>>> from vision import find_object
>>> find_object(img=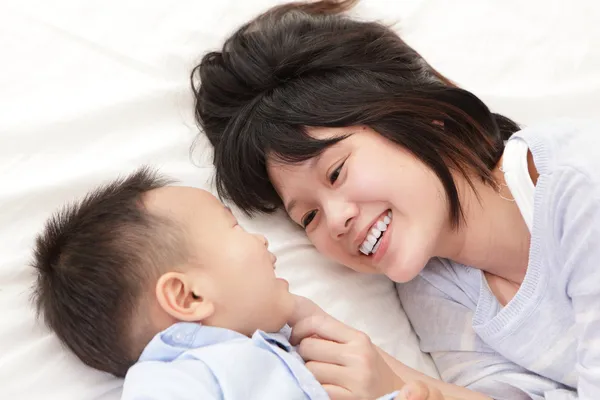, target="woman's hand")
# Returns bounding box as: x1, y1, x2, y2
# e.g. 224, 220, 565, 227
287, 295, 485, 400
290, 311, 404, 399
